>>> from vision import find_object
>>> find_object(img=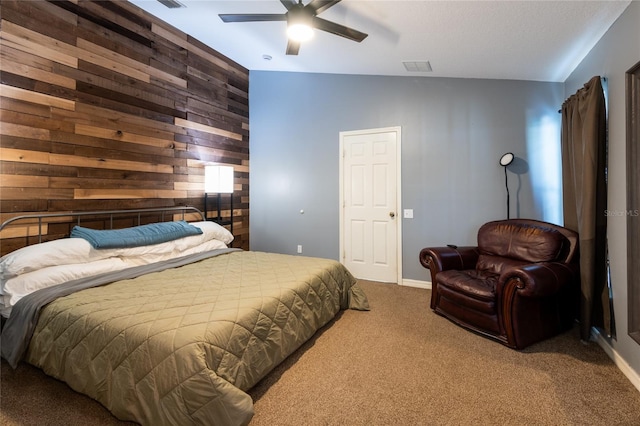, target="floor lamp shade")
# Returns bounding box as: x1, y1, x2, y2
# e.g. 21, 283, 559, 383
205, 165, 234, 194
